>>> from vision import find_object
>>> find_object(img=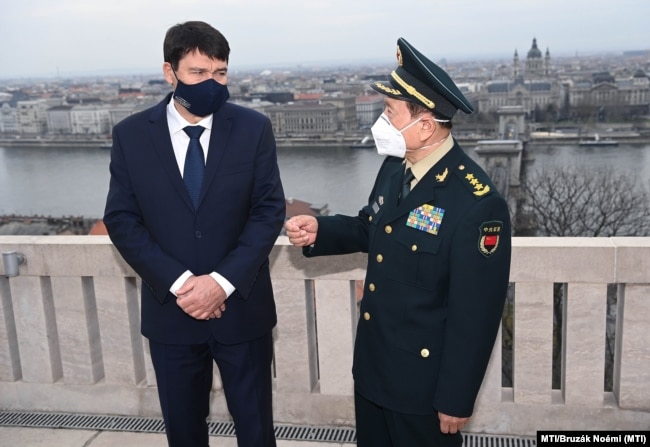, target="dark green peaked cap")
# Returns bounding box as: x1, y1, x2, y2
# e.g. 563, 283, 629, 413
371, 37, 474, 119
